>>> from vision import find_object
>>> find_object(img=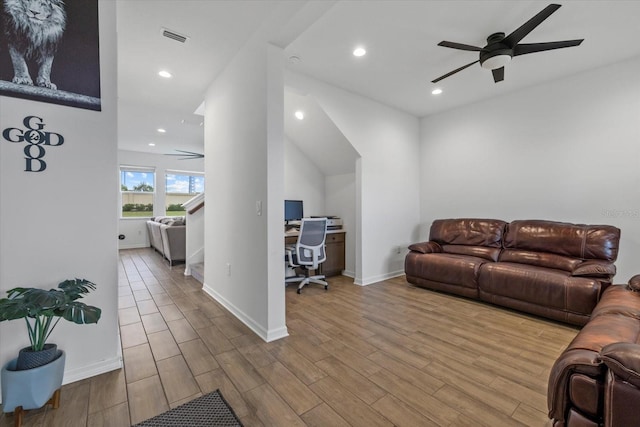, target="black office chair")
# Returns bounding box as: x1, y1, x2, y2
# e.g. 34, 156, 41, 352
285, 218, 328, 294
